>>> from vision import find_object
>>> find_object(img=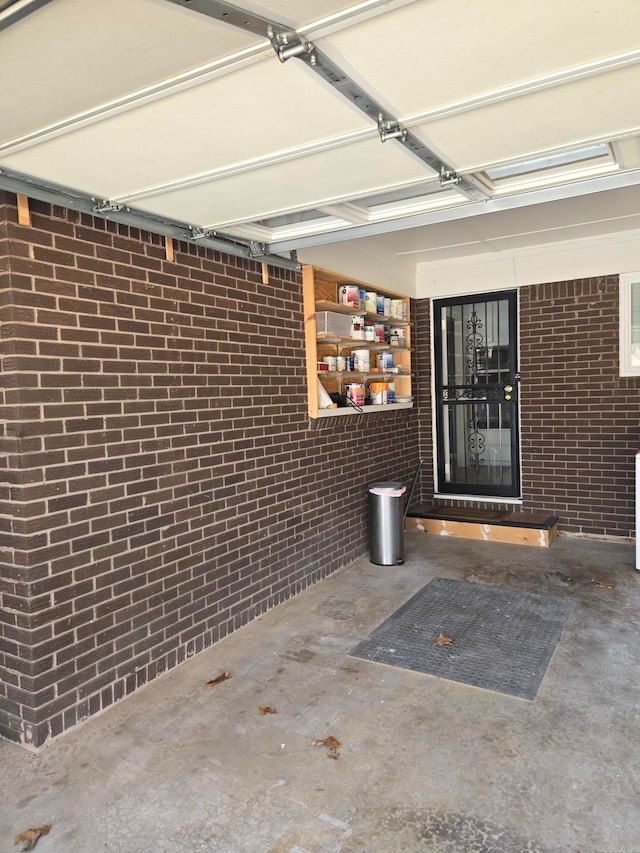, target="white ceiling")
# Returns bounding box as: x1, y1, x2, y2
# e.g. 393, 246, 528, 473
2, 0, 640, 285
